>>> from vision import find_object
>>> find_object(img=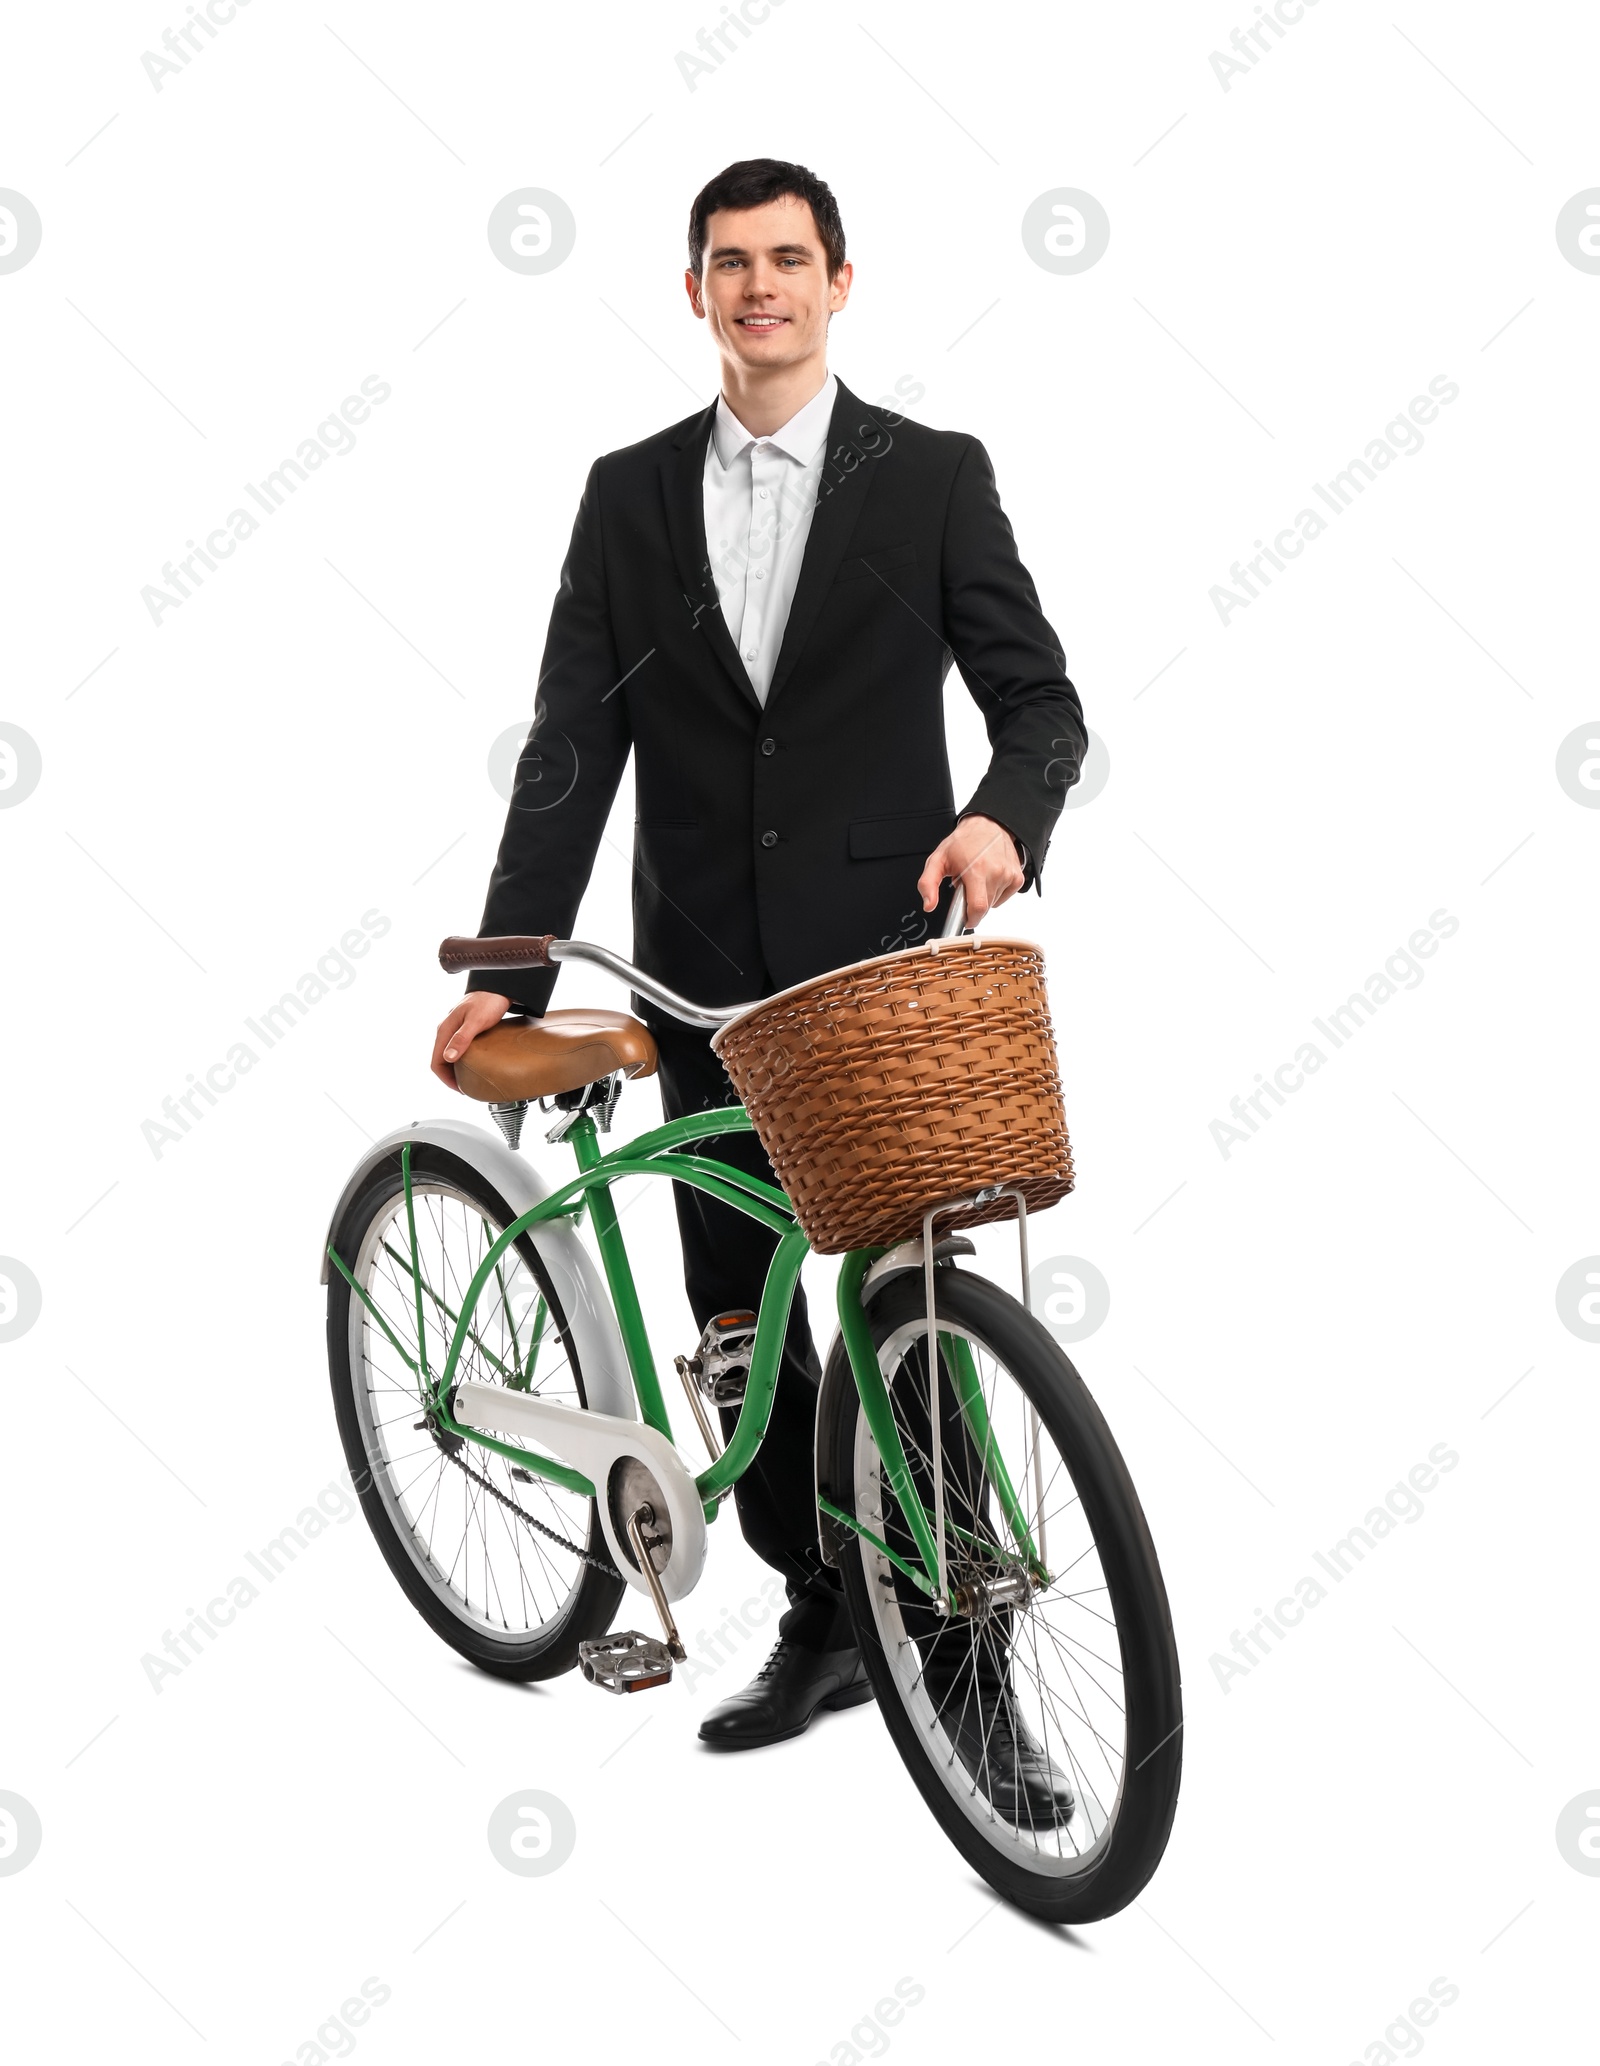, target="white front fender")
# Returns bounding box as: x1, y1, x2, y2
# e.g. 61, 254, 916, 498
319, 1115, 636, 1423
